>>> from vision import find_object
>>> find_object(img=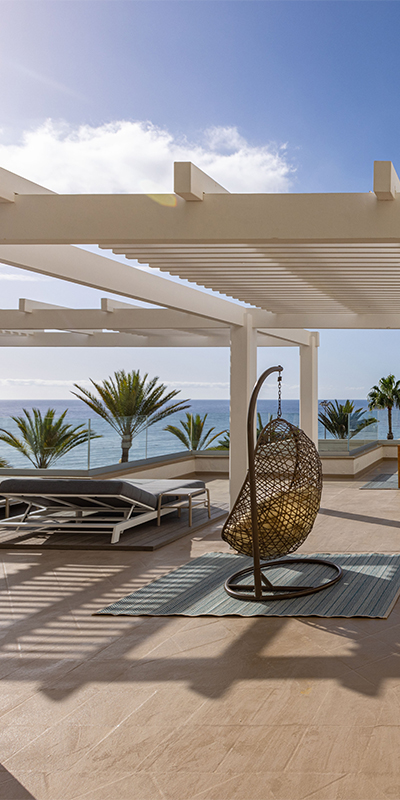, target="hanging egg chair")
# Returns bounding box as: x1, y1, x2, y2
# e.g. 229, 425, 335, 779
222, 365, 342, 601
